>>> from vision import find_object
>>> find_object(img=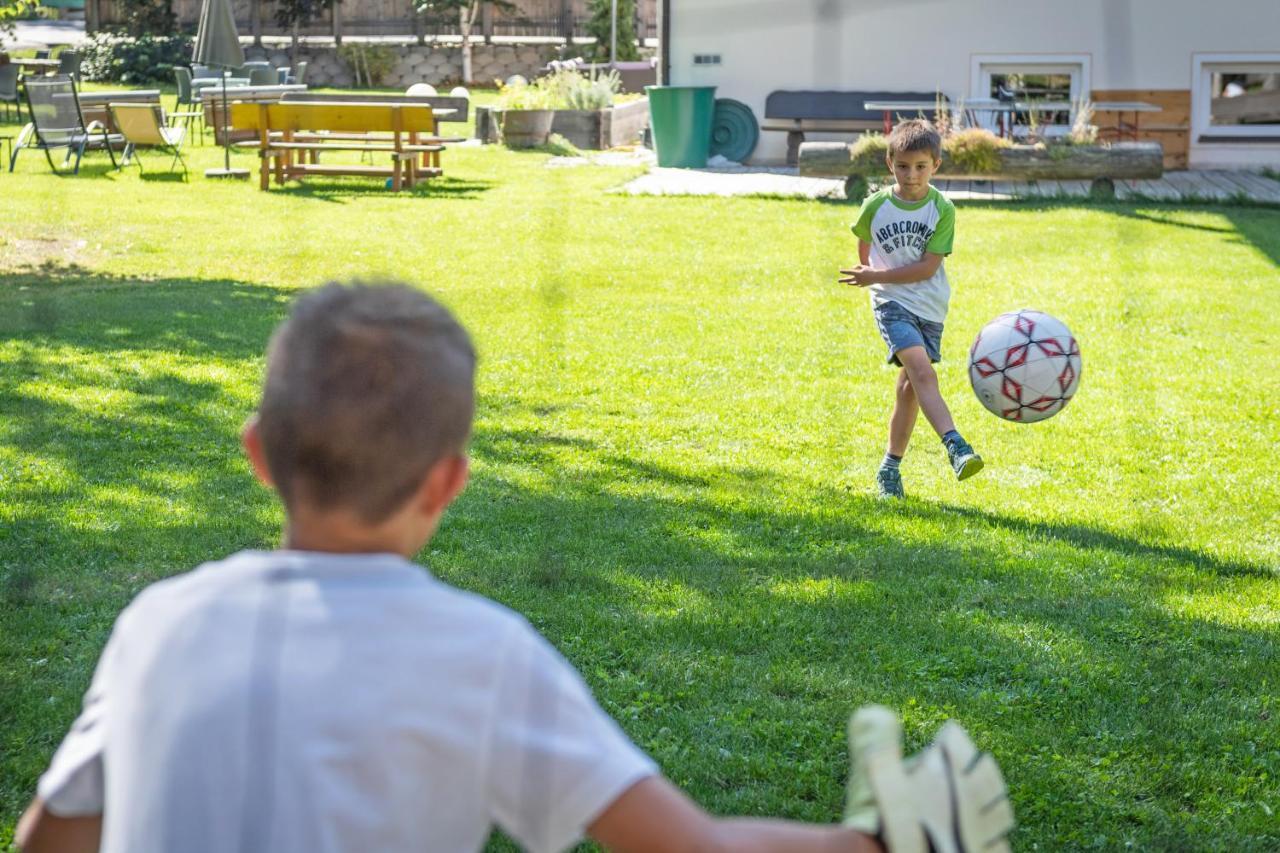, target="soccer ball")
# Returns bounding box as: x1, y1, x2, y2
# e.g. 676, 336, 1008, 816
968, 310, 1081, 423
